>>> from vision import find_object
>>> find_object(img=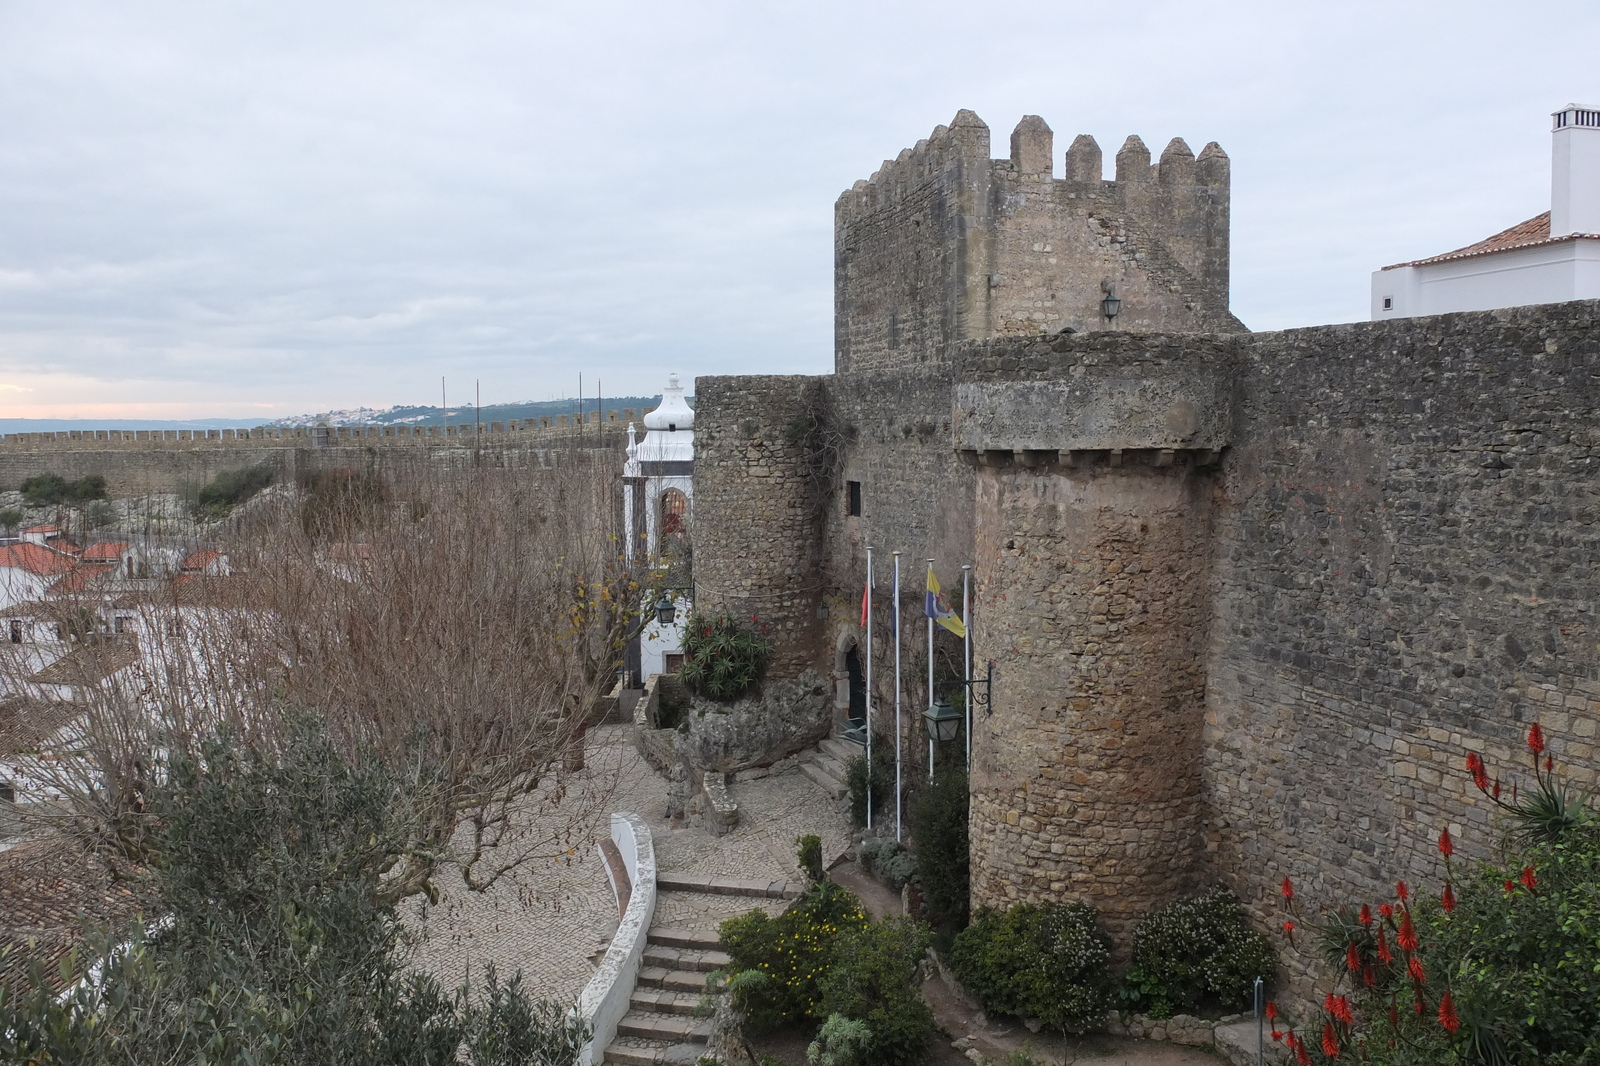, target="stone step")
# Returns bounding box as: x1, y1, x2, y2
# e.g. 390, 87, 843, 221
630, 989, 706, 1015
799, 759, 847, 799
812, 752, 849, 781
819, 737, 865, 763
637, 966, 716, 993
657, 873, 803, 899
615, 1011, 712, 1043
641, 945, 732, 973
602, 1040, 702, 1066
647, 925, 722, 950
